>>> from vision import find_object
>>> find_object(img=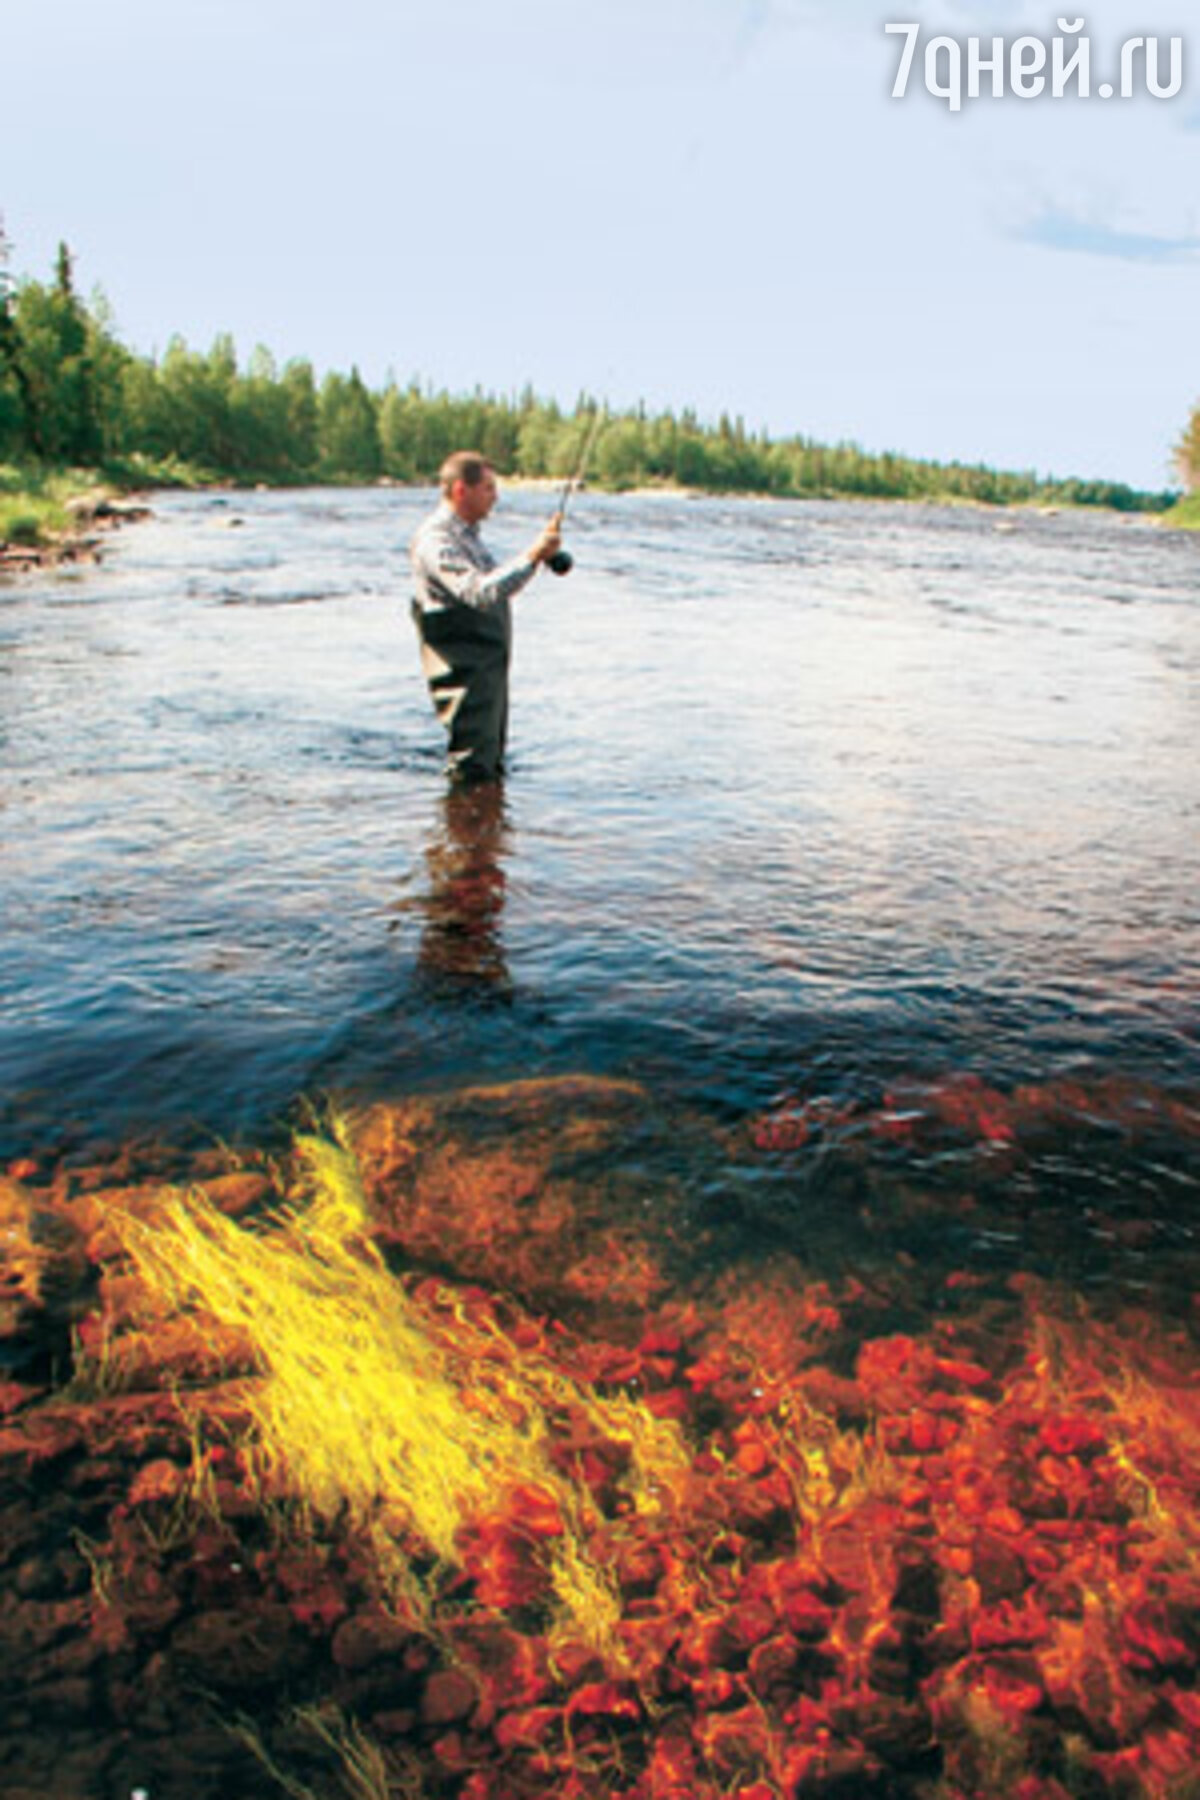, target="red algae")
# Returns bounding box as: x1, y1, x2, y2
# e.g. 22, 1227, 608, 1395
1, 1074, 1200, 1796
750, 1070, 1200, 1161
